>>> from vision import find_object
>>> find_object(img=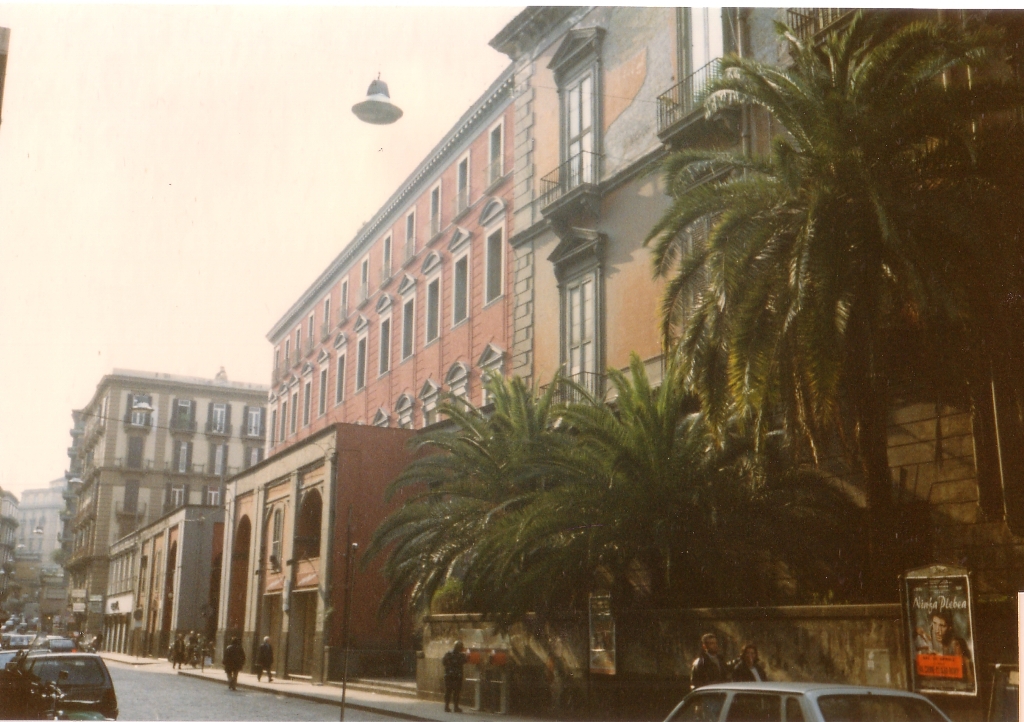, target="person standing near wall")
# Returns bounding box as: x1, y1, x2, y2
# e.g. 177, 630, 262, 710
690, 633, 726, 690
223, 637, 246, 691
442, 641, 468, 713
255, 636, 274, 682
730, 643, 768, 682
